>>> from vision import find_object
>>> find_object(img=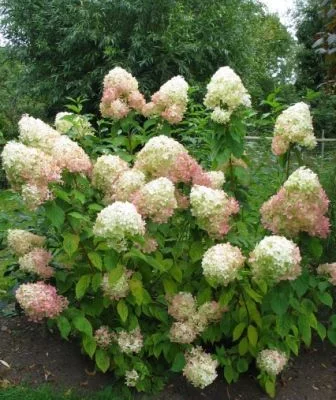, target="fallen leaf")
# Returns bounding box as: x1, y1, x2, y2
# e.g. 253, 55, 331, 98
85, 368, 96, 376
0, 360, 10, 369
